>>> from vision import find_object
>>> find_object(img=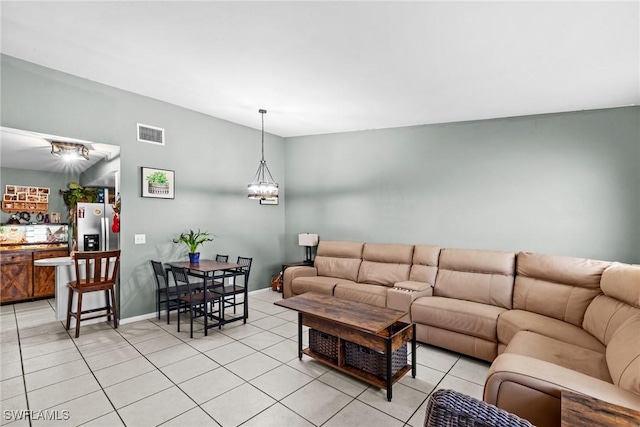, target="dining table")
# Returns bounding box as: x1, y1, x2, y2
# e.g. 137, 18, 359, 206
166, 259, 248, 332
